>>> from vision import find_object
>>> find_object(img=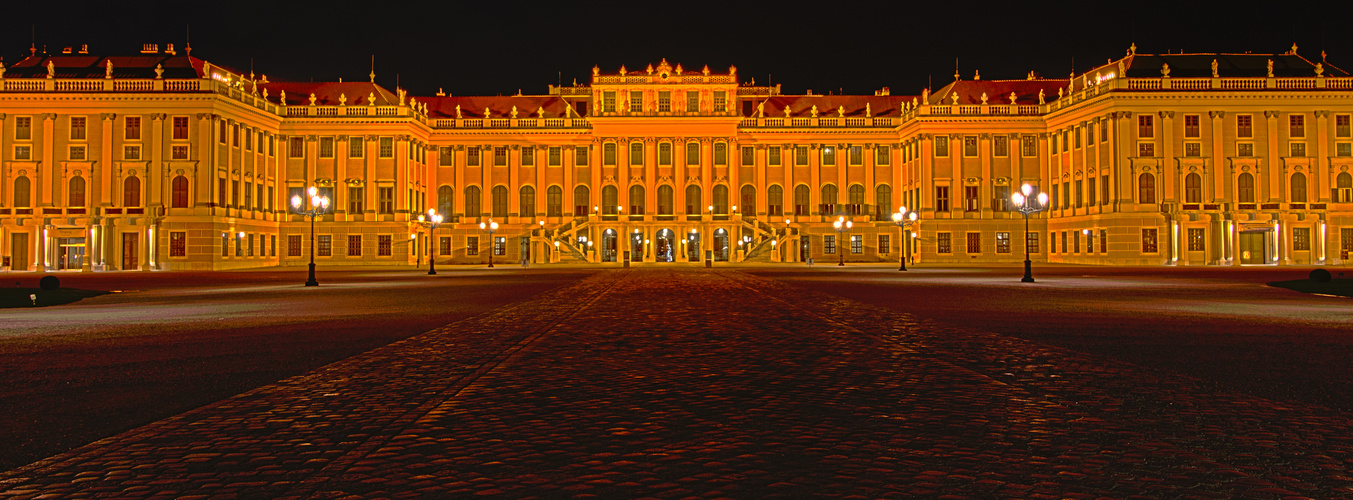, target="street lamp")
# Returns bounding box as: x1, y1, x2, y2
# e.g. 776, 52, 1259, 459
479, 219, 499, 268
291, 186, 330, 287
891, 208, 919, 271
1011, 183, 1050, 283
418, 208, 444, 275
831, 216, 852, 266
